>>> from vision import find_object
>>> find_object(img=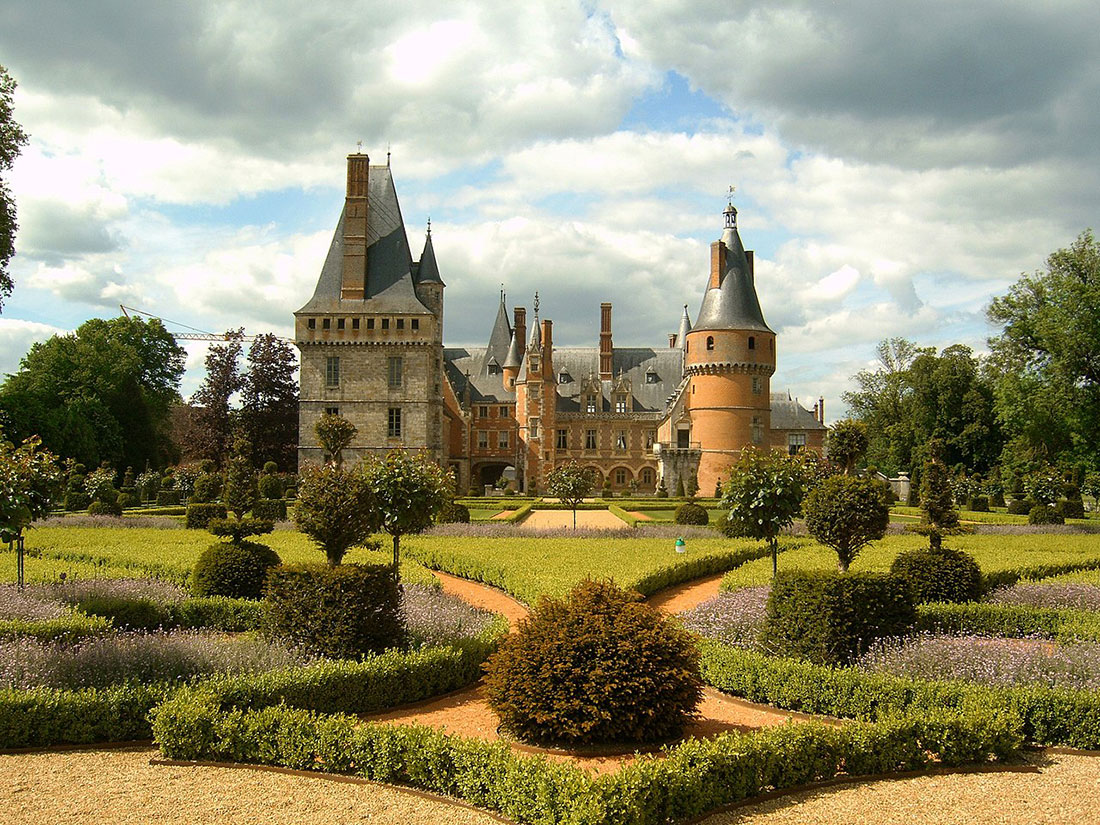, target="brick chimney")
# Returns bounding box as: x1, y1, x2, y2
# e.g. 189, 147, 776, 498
513, 306, 526, 355
708, 239, 727, 290
818, 396, 825, 424
599, 302, 613, 380
341, 153, 369, 300
541, 319, 553, 375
